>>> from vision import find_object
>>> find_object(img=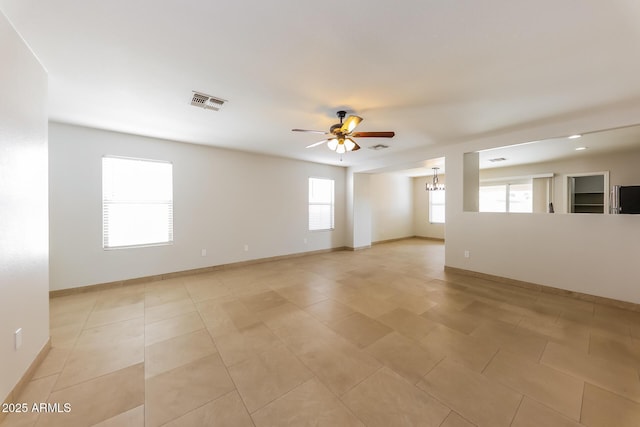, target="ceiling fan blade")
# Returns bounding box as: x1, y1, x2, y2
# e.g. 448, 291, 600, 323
341, 115, 363, 133
292, 129, 330, 134
351, 131, 395, 138
305, 139, 329, 148
352, 142, 361, 151
344, 137, 357, 152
